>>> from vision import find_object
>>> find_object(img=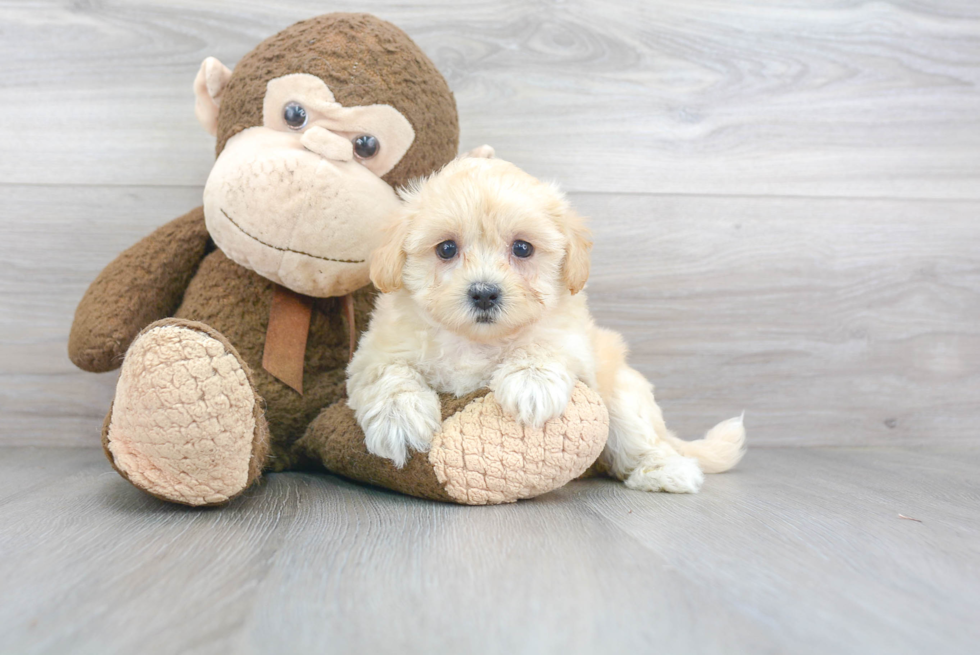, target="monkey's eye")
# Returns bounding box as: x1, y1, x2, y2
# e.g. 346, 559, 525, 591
436, 240, 458, 260
512, 240, 534, 258
353, 134, 379, 159
283, 102, 308, 130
